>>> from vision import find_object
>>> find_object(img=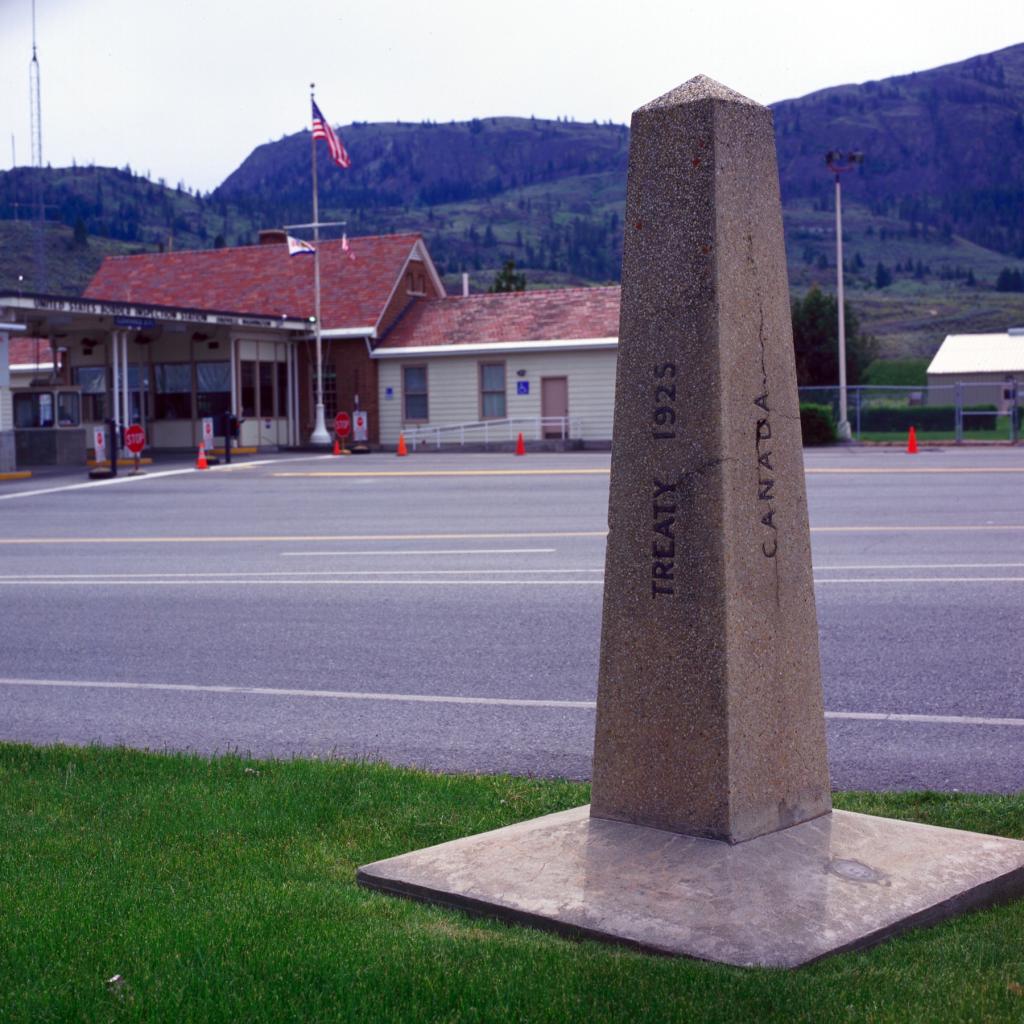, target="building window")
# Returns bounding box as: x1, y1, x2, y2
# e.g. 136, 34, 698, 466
13, 391, 54, 428
73, 367, 107, 422
196, 361, 231, 419
480, 362, 506, 419
277, 362, 289, 418
57, 391, 81, 427
321, 364, 337, 421
241, 361, 256, 417
259, 362, 274, 418
154, 364, 192, 419
403, 365, 428, 421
